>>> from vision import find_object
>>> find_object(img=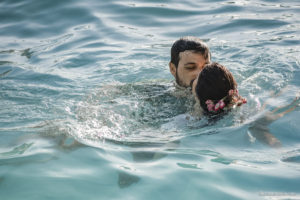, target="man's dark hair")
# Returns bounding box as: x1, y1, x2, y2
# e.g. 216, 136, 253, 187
170, 36, 211, 68
195, 62, 237, 113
